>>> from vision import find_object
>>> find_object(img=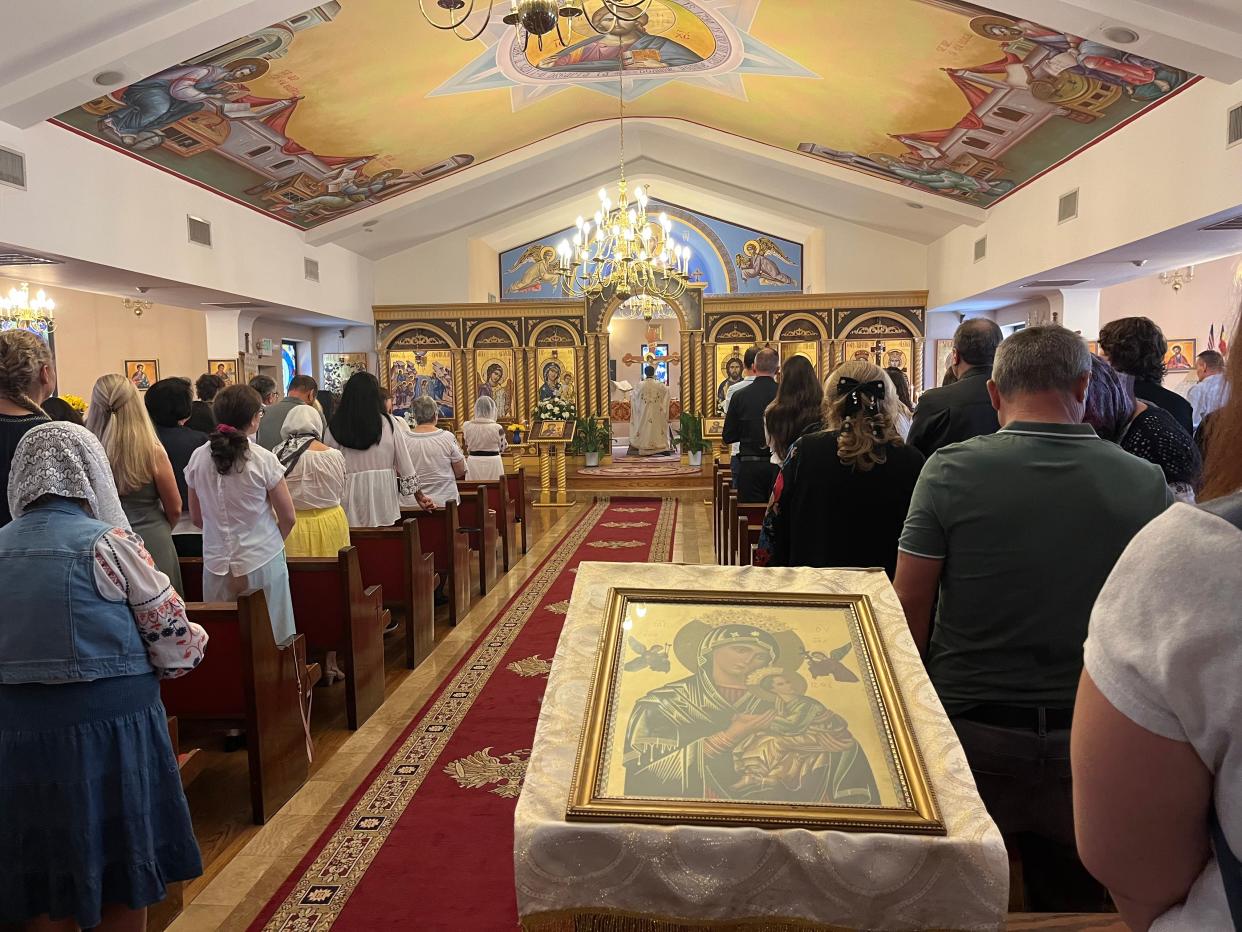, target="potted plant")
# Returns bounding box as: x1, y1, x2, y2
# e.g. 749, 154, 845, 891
571, 416, 611, 467
675, 412, 712, 467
